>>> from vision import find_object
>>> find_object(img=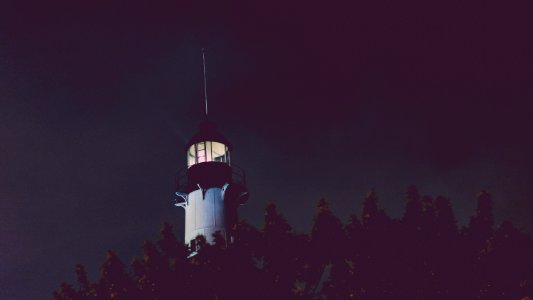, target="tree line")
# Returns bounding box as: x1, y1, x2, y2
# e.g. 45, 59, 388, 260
53, 187, 533, 300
